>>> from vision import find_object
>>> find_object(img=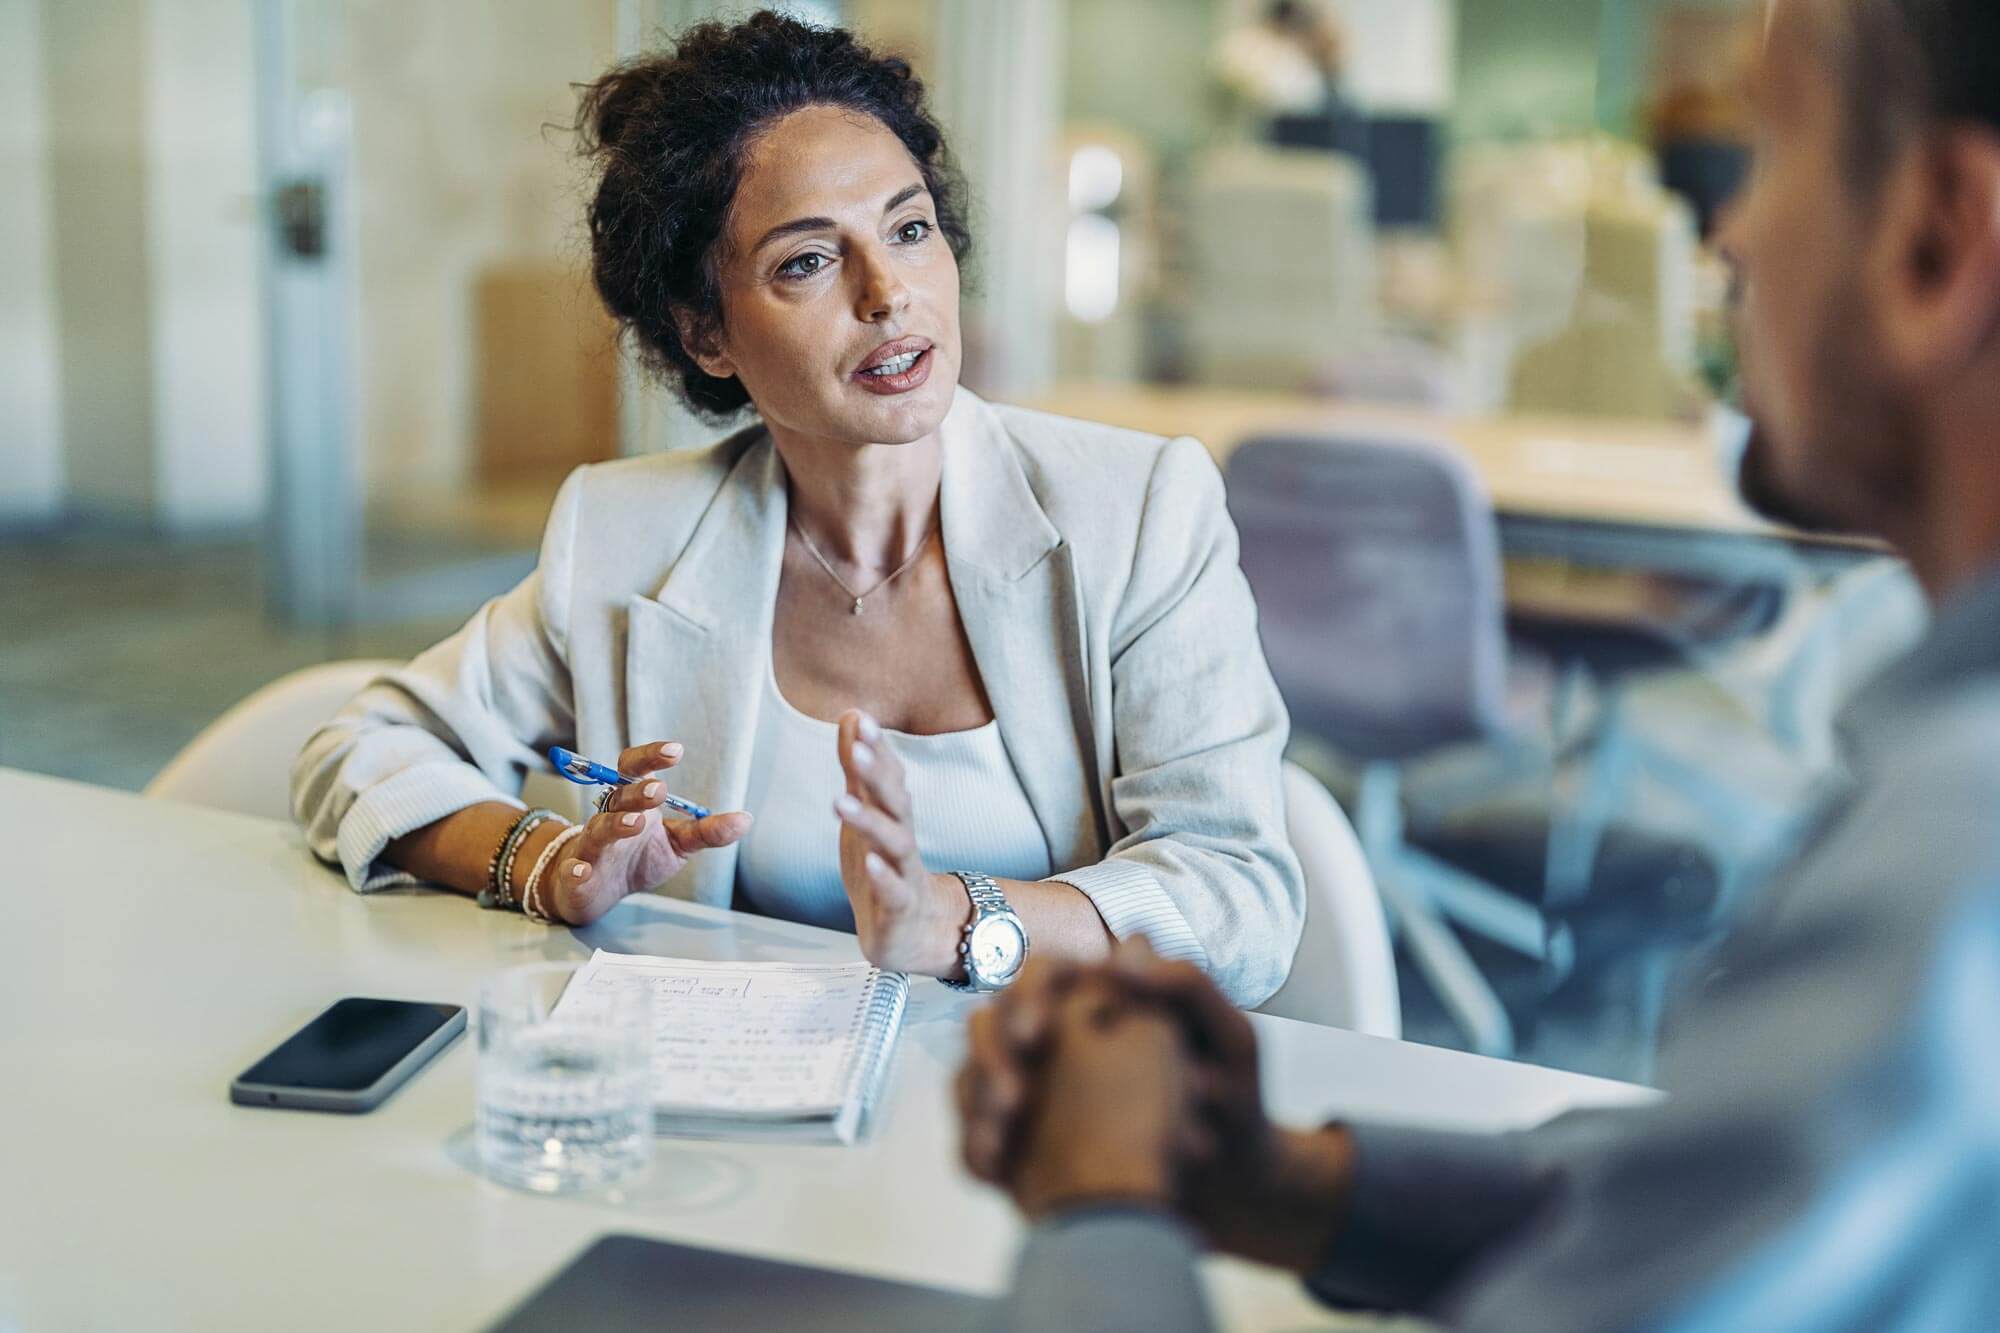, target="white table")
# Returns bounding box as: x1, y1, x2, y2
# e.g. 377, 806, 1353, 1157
0, 770, 1653, 1330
